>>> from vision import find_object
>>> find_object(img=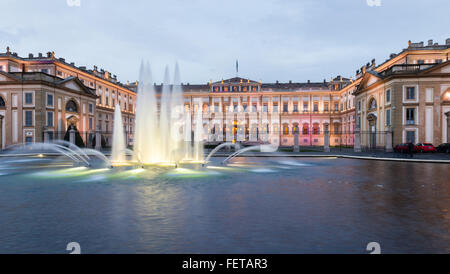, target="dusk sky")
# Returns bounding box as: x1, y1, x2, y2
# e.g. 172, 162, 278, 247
1, 0, 449, 84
